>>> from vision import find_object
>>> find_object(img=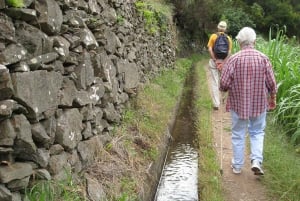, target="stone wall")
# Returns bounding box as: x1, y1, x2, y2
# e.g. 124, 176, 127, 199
0, 0, 176, 200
